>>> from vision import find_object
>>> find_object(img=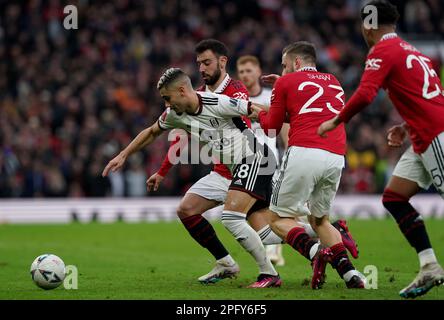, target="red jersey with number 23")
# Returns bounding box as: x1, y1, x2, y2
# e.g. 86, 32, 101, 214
259, 68, 346, 155
339, 34, 444, 154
